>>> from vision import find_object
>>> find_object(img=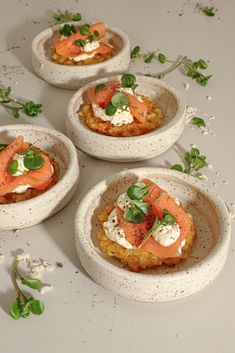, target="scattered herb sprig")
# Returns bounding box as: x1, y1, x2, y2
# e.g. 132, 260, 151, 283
53, 9, 82, 23
10, 259, 45, 320
191, 117, 206, 128
171, 147, 207, 176
130, 46, 212, 86
0, 87, 42, 119
202, 6, 215, 16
